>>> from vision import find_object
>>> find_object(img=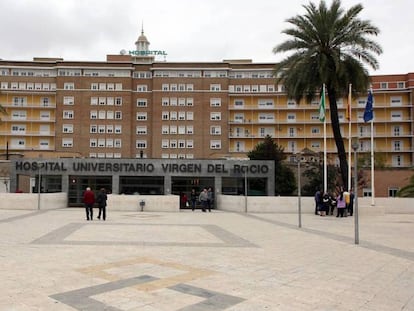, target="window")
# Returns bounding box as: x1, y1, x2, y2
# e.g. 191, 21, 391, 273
115, 83, 122, 90
90, 125, 97, 133
40, 97, 49, 106
388, 187, 399, 197
288, 127, 296, 137
11, 138, 26, 148
186, 98, 194, 106
178, 111, 186, 120
234, 100, 244, 107
258, 99, 274, 108
99, 83, 106, 90
210, 84, 221, 91
107, 83, 114, 90
90, 139, 97, 147
311, 142, 321, 148
115, 97, 122, 106
64, 83, 74, 90
311, 127, 320, 135
12, 97, 27, 106
162, 84, 169, 91
11, 125, 26, 134
162, 140, 169, 148
90, 110, 97, 119
170, 98, 177, 106
390, 111, 402, 121
162, 98, 169, 106
380, 82, 388, 89
98, 111, 106, 119
106, 139, 114, 148
107, 97, 114, 106
162, 126, 169, 134
137, 85, 148, 92
186, 84, 194, 91
62, 138, 73, 147
211, 126, 221, 135
114, 111, 122, 120
63, 124, 73, 133
99, 97, 106, 105
210, 112, 221, 121
392, 155, 402, 167
186, 112, 194, 120
136, 126, 147, 134
397, 82, 405, 89
178, 140, 185, 148
170, 126, 177, 134
393, 140, 401, 151
106, 111, 114, 119
186, 125, 194, 134
11, 111, 26, 120
106, 125, 113, 133
210, 140, 221, 149
40, 111, 50, 120
170, 111, 177, 121
136, 140, 147, 148
170, 84, 177, 91
137, 99, 147, 107
178, 98, 186, 106
392, 126, 401, 136
287, 113, 296, 122
64, 96, 74, 105
98, 125, 105, 133
363, 188, 372, 197
114, 139, 122, 148
90, 97, 98, 105
63, 110, 74, 119
178, 126, 185, 135
170, 140, 177, 148
39, 139, 49, 149
186, 140, 194, 148
390, 96, 402, 106
258, 113, 274, 123
162, 112, 169, 120
136, 112, 147, 121
114, 125, 122, 134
